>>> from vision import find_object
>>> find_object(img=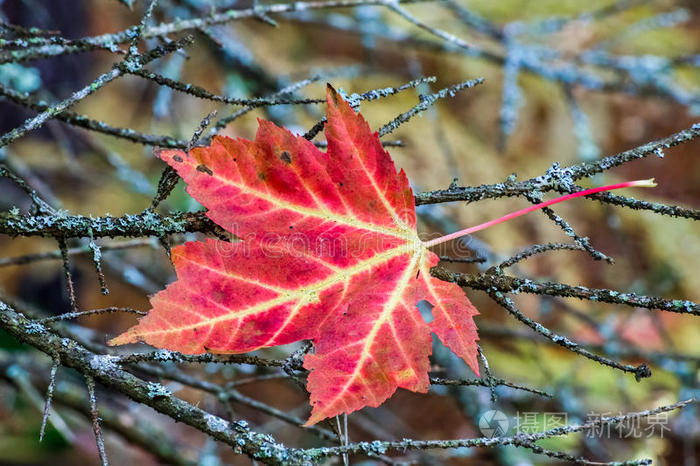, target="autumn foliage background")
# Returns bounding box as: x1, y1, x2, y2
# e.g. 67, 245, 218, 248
0, 0, 698, 465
